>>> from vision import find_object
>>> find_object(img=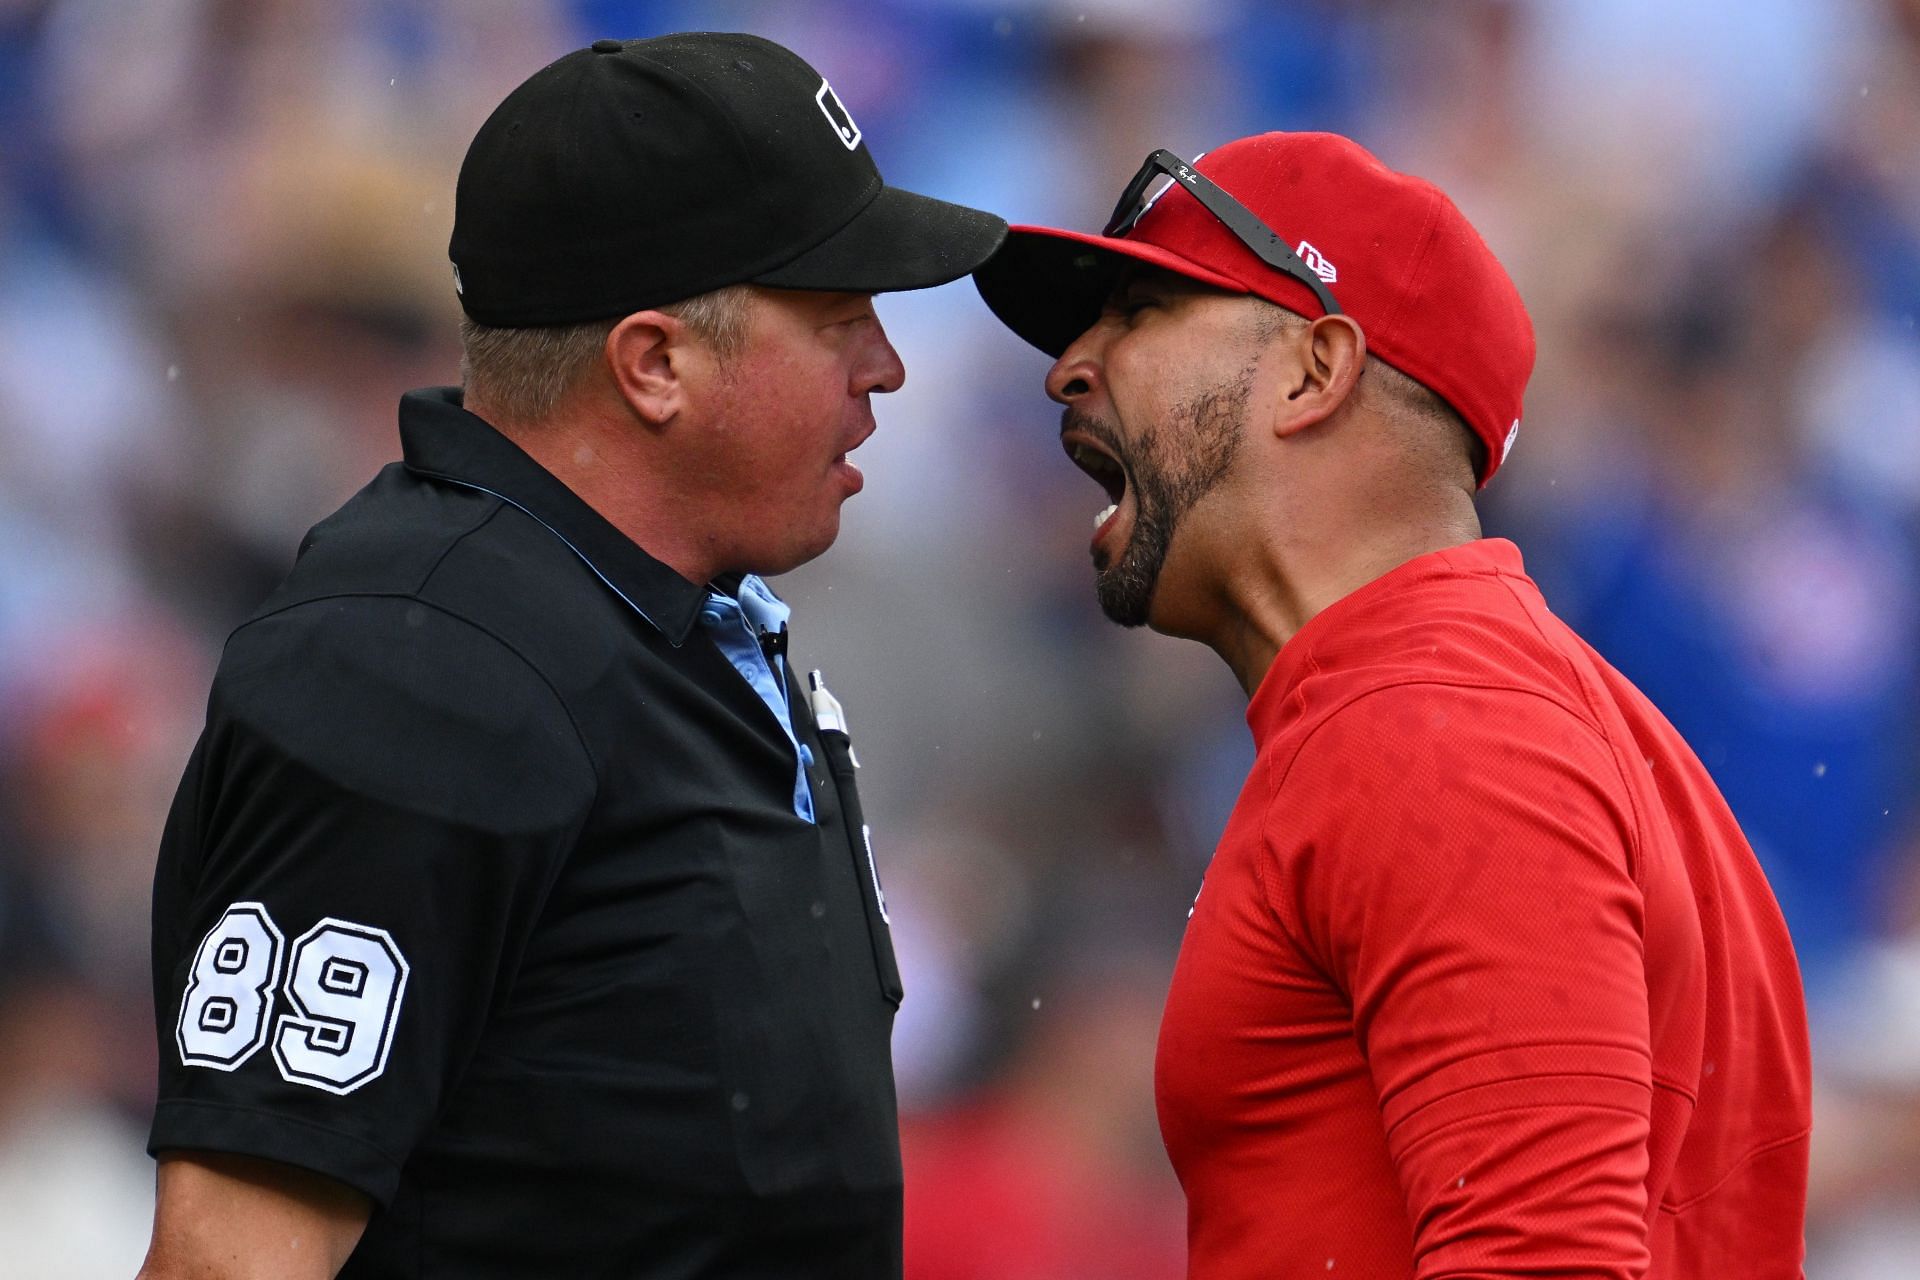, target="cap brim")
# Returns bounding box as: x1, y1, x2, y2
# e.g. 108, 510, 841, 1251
753, 185, 1008, 295
973, 225, 1248, 357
